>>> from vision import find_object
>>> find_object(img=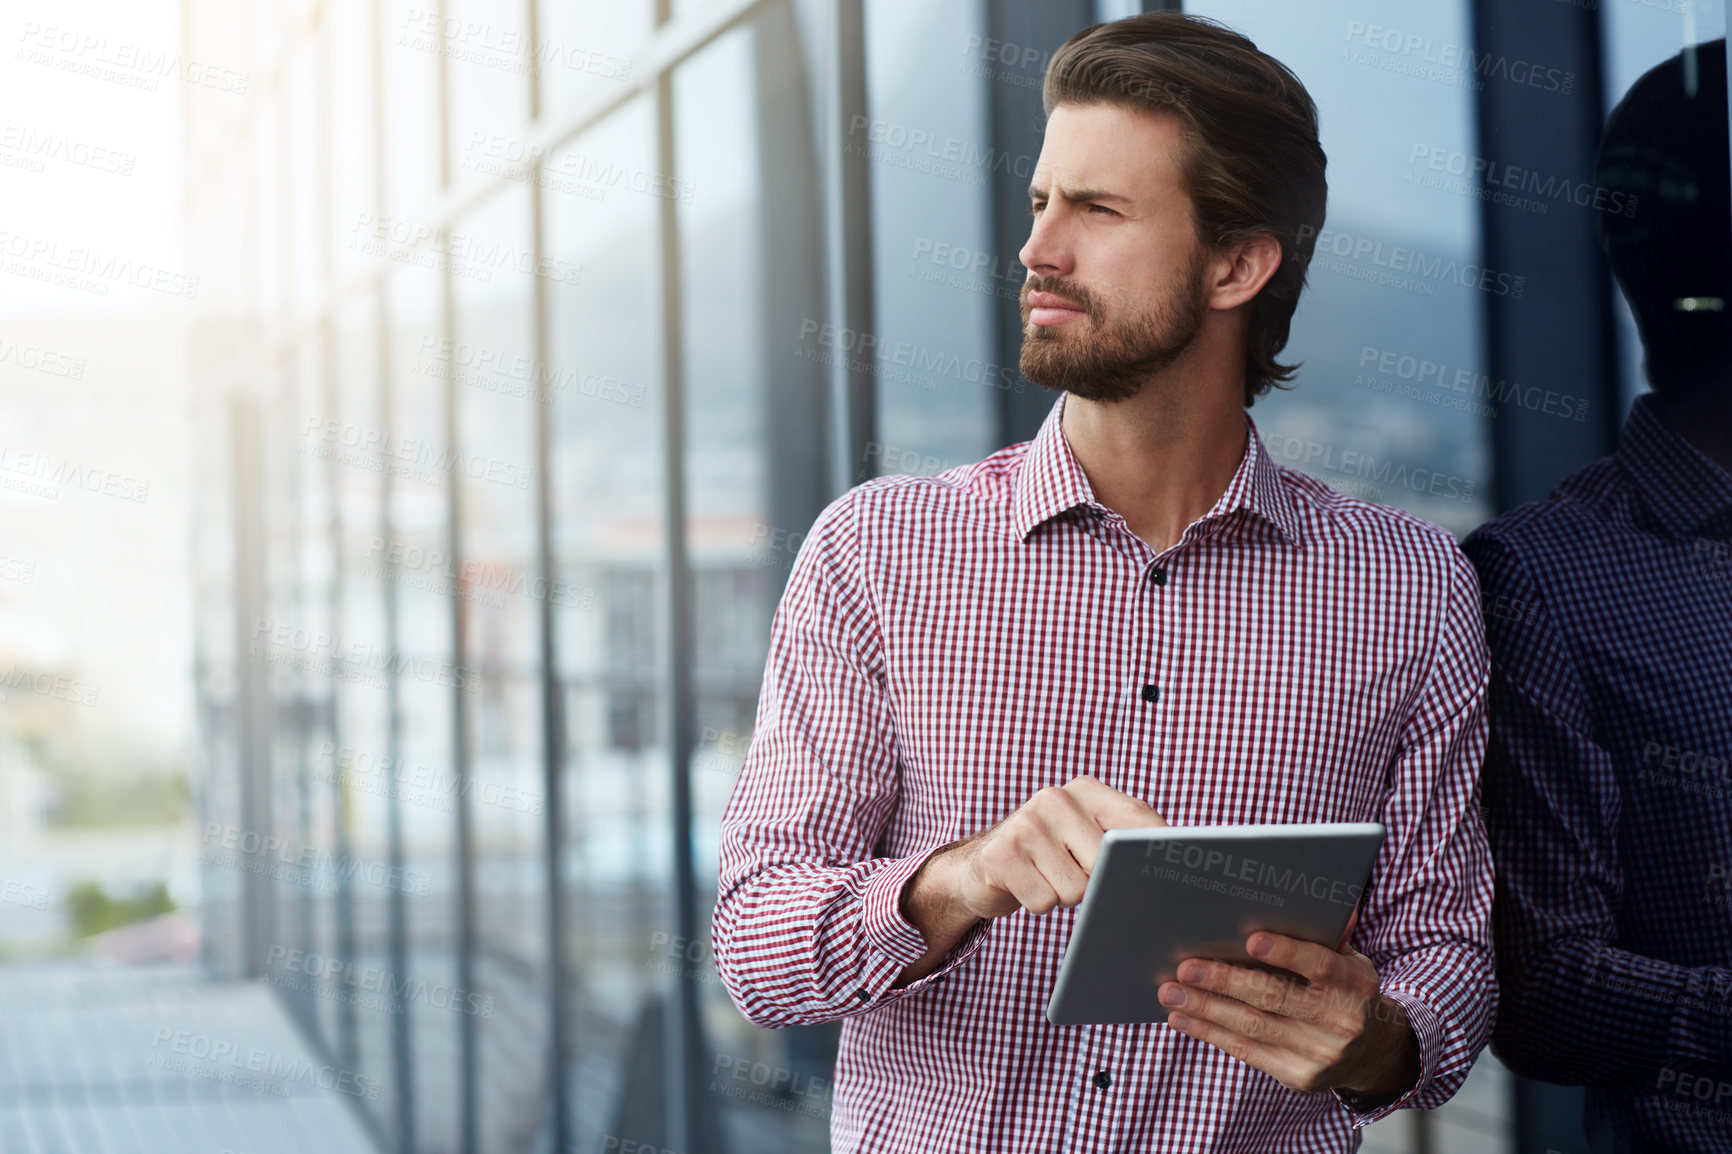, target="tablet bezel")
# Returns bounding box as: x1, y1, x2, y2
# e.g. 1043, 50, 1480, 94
1044, 822, 1386, 1027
